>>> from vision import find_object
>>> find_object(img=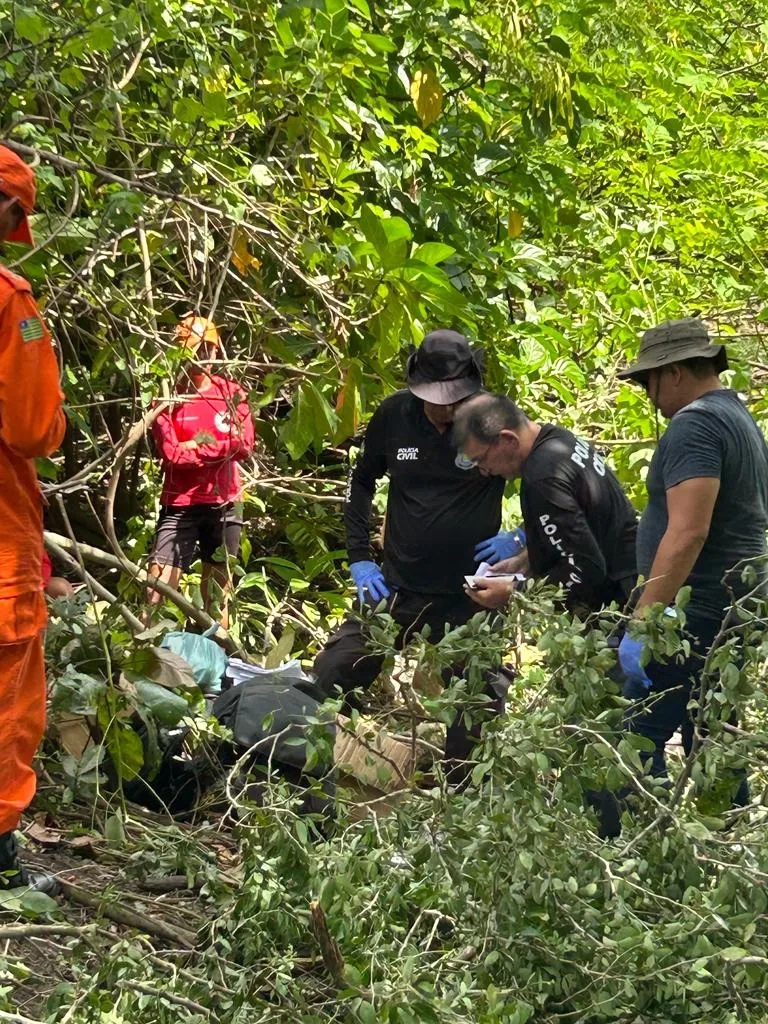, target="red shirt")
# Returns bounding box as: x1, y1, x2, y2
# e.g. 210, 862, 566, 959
42, 550, 53, 589
152, 376, 255, 507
